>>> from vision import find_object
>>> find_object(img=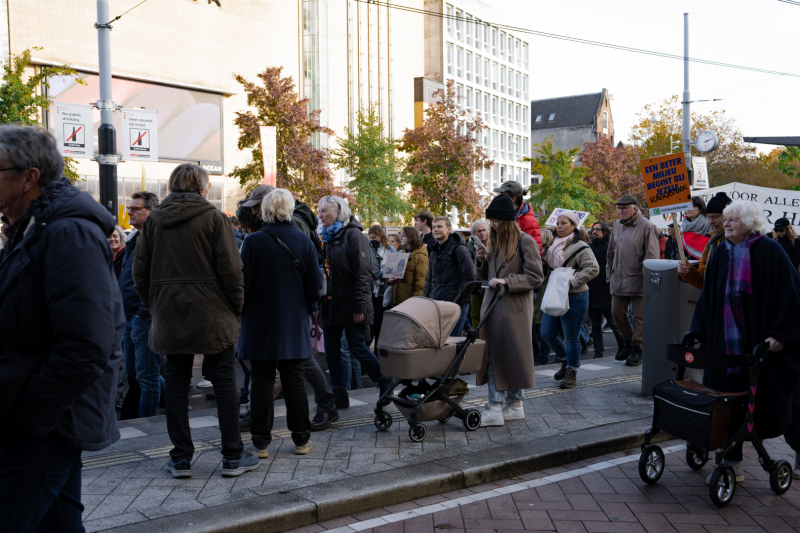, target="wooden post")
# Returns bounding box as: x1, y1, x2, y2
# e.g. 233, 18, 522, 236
672, 212, 687, 263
